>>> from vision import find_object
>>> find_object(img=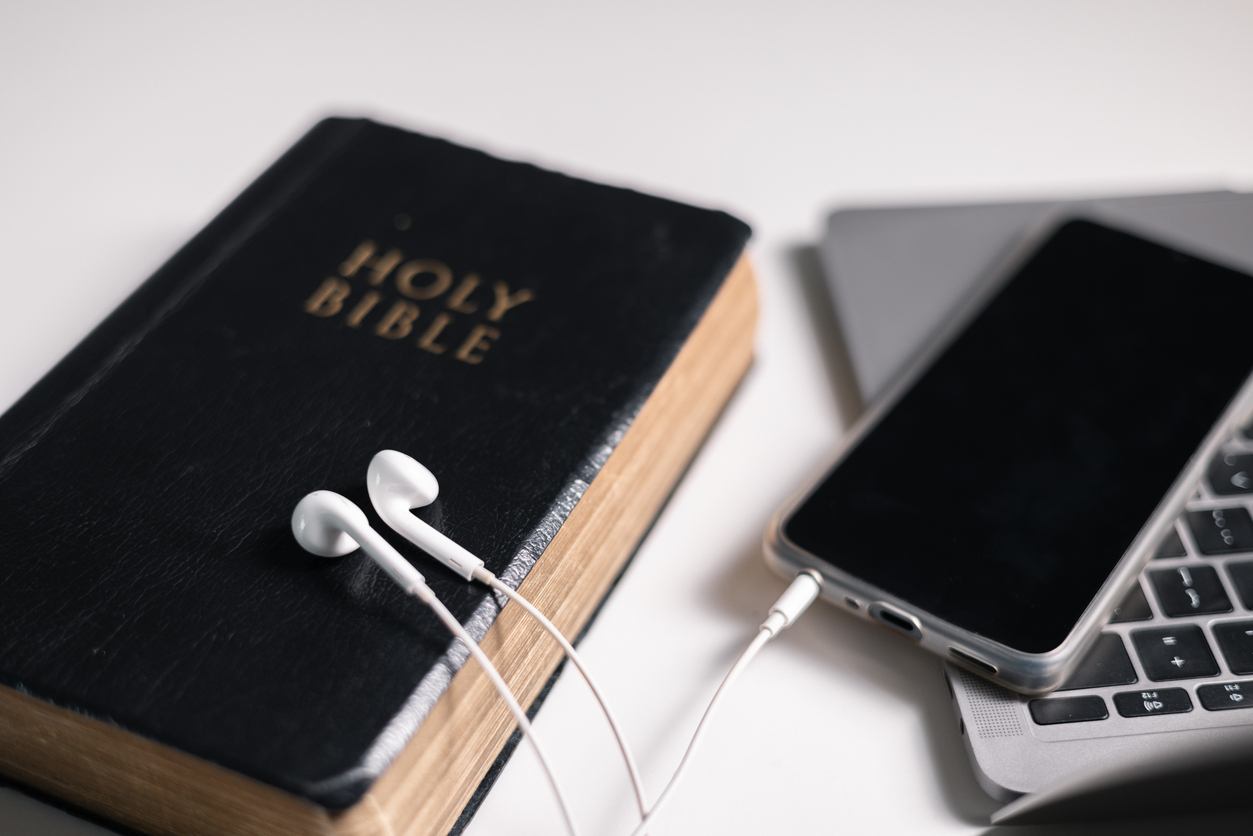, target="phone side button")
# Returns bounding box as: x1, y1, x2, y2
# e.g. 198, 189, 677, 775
1028, 696, 1109, 725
